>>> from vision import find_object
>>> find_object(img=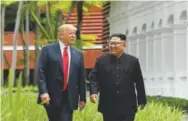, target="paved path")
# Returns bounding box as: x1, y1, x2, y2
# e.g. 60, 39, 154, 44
181, 114, 188, 121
